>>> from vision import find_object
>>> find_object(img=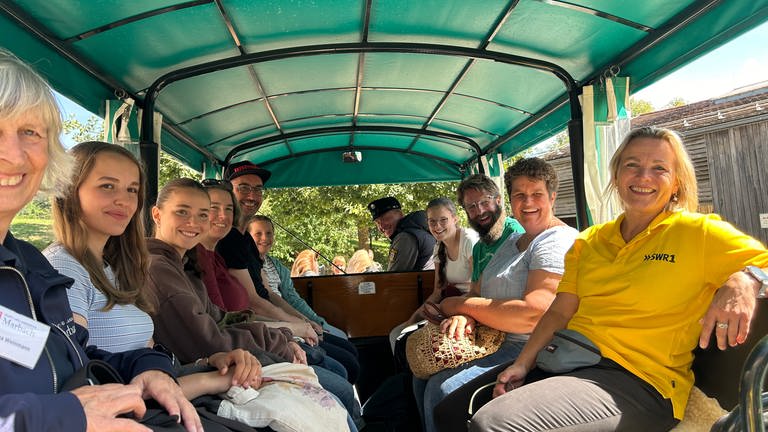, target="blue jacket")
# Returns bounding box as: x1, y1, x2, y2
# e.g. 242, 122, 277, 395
0, 232, 175, 431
